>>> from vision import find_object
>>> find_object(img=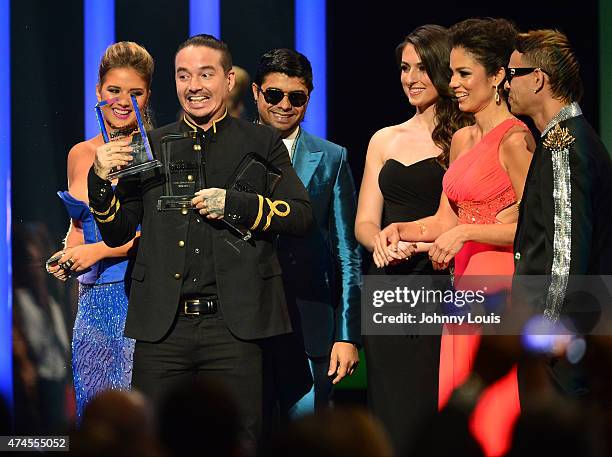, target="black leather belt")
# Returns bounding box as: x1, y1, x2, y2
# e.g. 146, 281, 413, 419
181, 297, 218, 316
